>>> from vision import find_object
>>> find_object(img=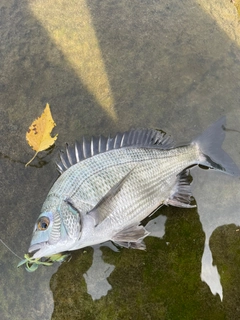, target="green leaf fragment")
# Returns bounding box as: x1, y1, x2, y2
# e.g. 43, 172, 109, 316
17, 253, 70, 271
26, 263, 39, 272
17, 258, 29, 268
